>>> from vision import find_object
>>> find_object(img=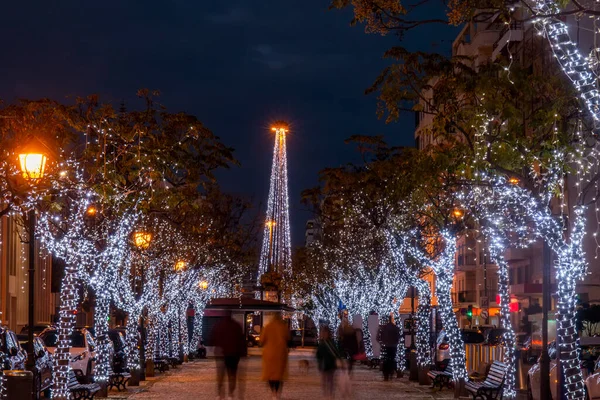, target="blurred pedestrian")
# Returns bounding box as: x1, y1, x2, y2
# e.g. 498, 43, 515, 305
211, 312, 245, 400
378, 316, 400, 381
261, 313, 289, 400
197, 340, 207, 359
317, 326, 340, 399
339, 320, 359, 371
